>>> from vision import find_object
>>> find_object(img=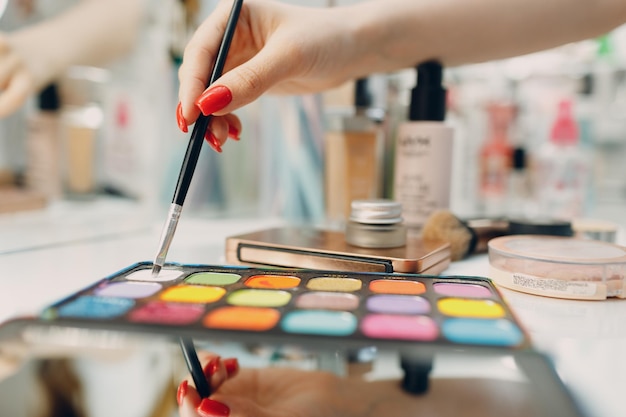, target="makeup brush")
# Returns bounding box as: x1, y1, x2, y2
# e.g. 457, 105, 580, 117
151, 0, 243, 277
422, 210, 509, 261
422, 210, 573, 261
151, 0, 243, 400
